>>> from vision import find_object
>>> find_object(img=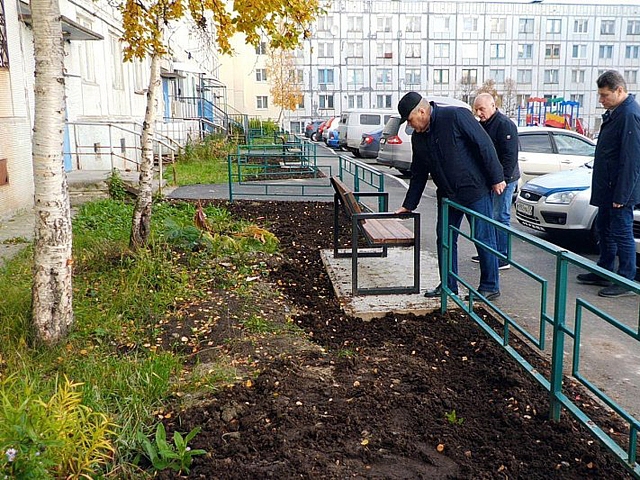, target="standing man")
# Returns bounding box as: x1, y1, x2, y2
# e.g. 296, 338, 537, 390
395, 92, 506, 300
576, 70, 640, 297
473, 93, 520, 270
